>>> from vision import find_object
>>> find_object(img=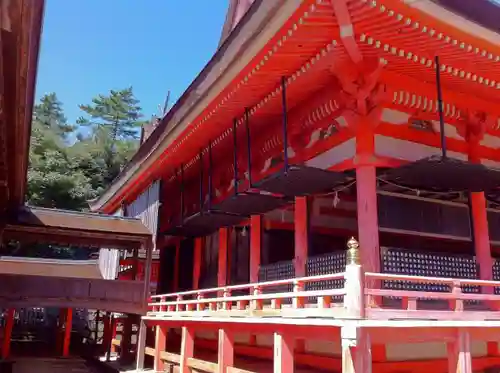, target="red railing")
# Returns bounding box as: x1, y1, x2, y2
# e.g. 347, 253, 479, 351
365, 272, 500, 320
147, 266, 500, 321
148, 272, 346, 314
